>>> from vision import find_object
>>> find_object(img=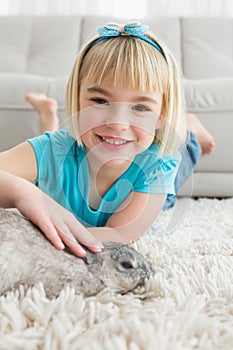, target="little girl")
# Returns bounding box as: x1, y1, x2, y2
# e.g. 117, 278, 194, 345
0, 22, 214, 257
